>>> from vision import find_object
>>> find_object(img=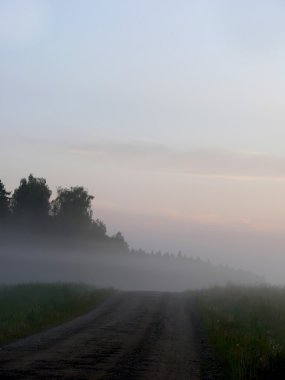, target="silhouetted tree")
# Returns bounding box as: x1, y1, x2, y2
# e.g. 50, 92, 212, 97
0, 180, 10, 220
111, 231, 129, 251
12, 174, 51, 223
0, 175, 131, 250
52, 186, 94, 232
91, 218, 107, 237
